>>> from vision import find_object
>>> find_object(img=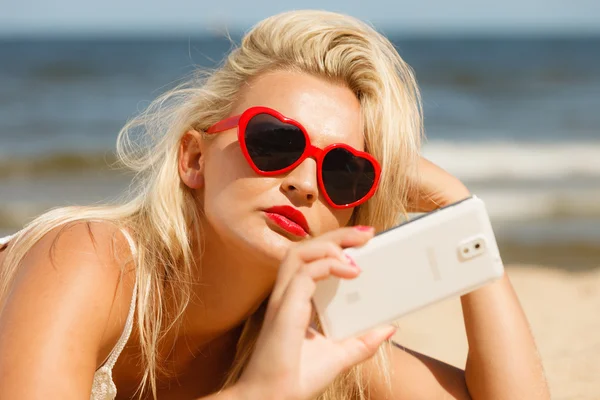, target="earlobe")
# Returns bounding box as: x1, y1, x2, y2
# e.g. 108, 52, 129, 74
178, 130, 205, 190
